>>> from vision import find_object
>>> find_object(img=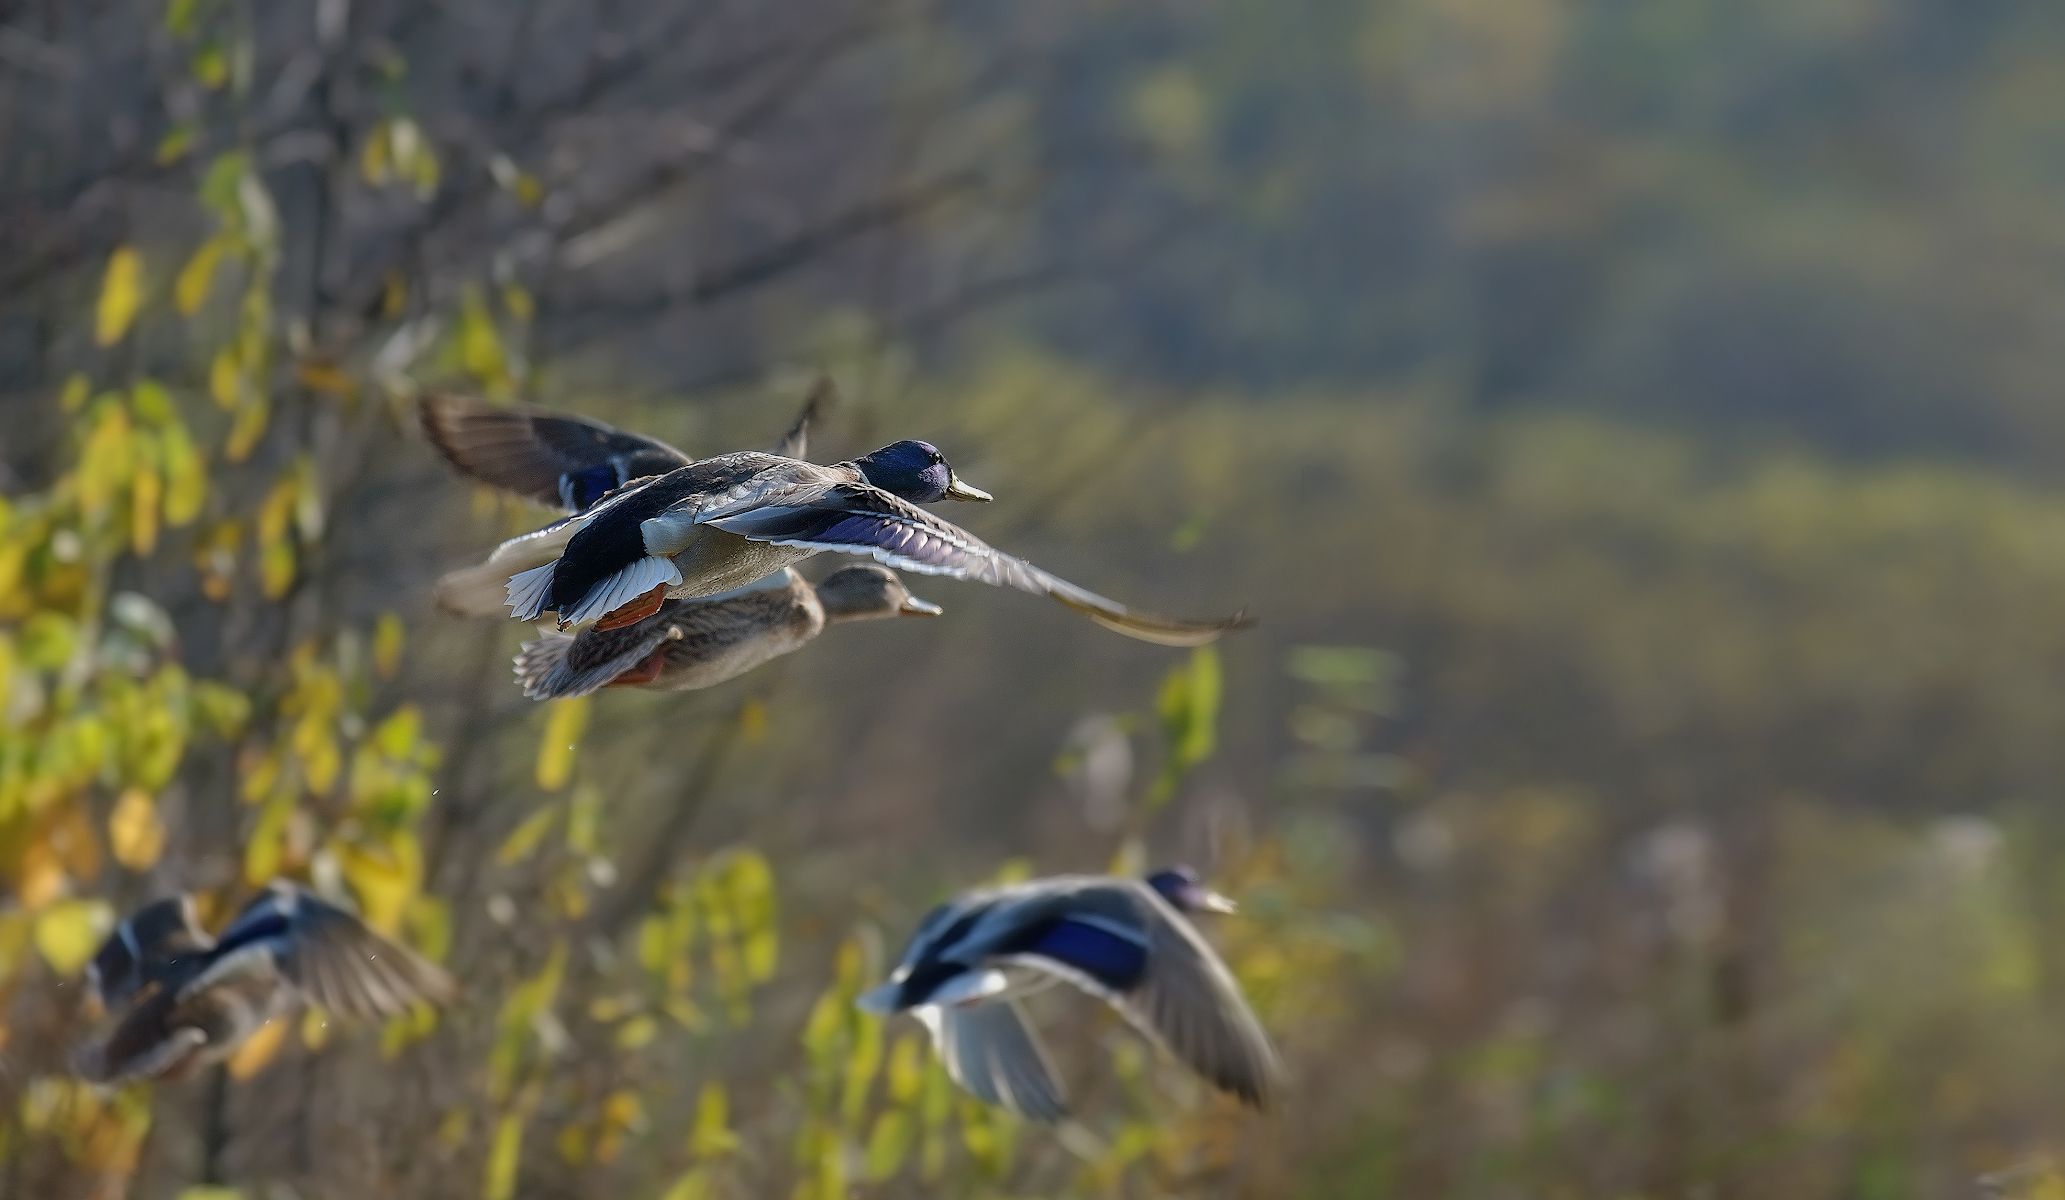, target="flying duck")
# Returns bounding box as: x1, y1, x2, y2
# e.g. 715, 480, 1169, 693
512, 564, 943, 699
497, 446, 1247, 645
858, 867, 1283, 1120
73, 882, 454, 1084
428, 398, 991, 620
